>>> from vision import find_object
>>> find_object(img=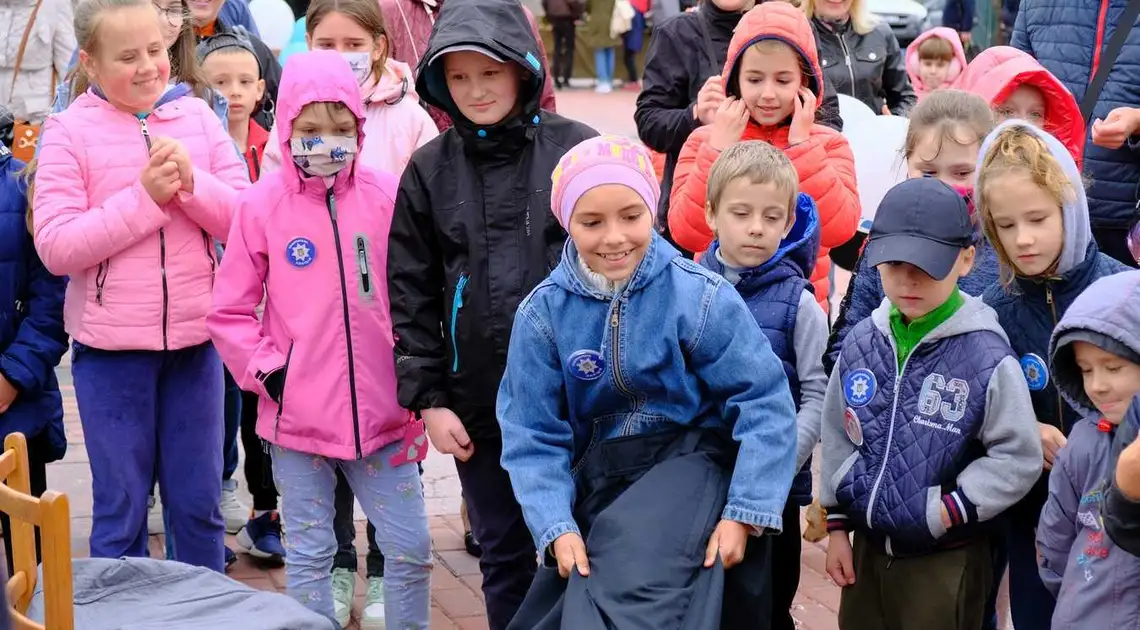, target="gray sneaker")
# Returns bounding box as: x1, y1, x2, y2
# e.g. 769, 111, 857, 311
361, 577, 386, 629
331, 568, 355, 628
